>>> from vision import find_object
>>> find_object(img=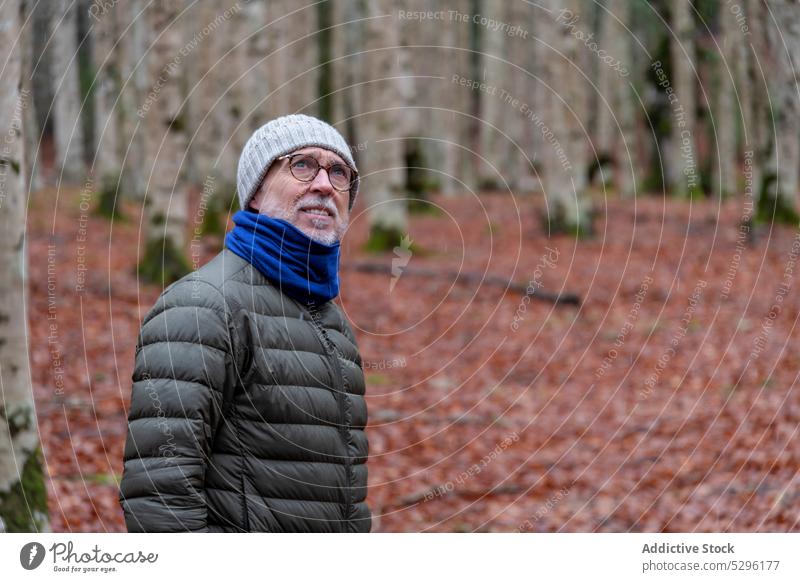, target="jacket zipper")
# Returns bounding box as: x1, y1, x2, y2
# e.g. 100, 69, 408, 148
306, 304, 353, 532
